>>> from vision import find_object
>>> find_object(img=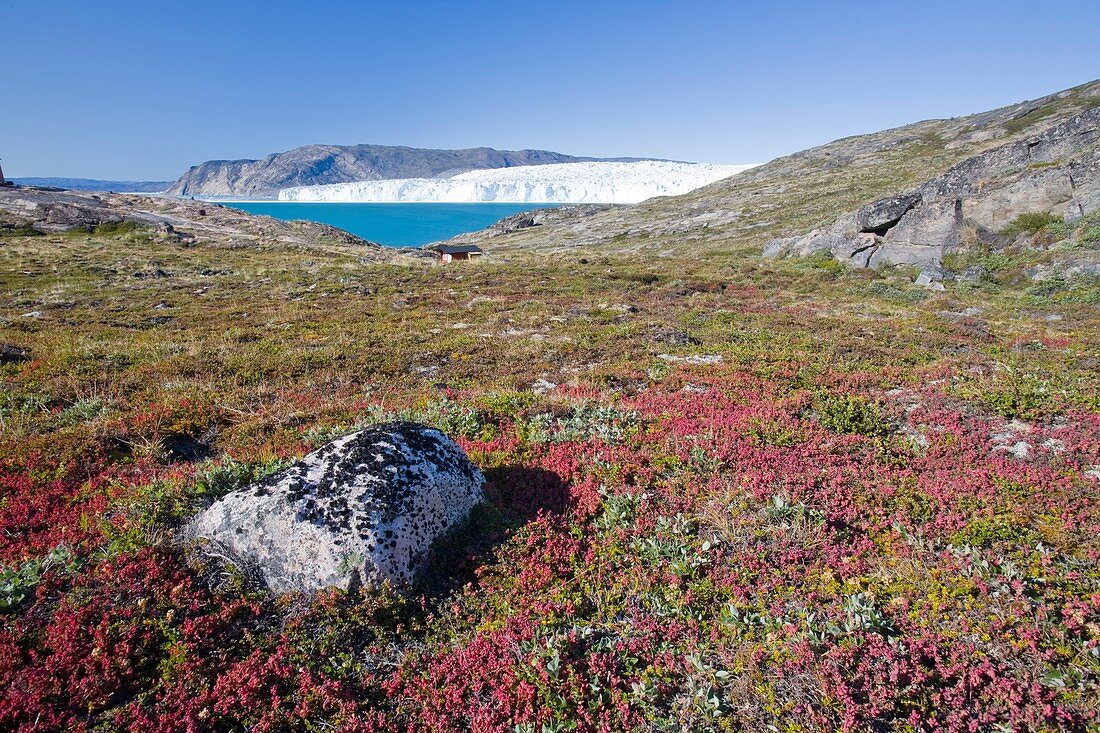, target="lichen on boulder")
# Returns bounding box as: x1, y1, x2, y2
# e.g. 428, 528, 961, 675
186, 422, 485, 593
